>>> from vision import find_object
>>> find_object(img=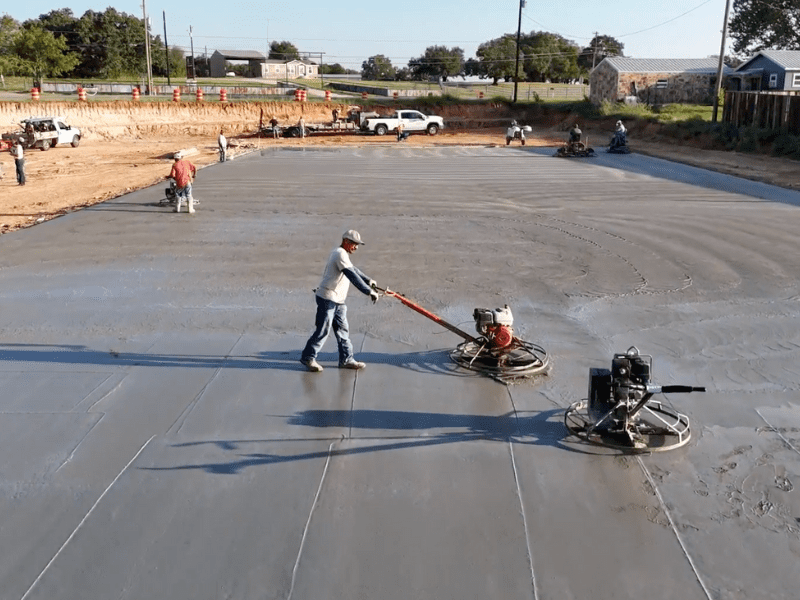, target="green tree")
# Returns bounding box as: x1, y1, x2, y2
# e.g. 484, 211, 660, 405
361, 54, 395, 80
521, 32, 581, 82
320, 63, 348, 75
468, 35, 521, 84
408, 45, 464, 81
269, 40, 299, 61
577, 34, 624, 71
73, 9, 148, 79
0, 15, 21, 76
12, 24, 79, 83
730, 0, 800, 54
